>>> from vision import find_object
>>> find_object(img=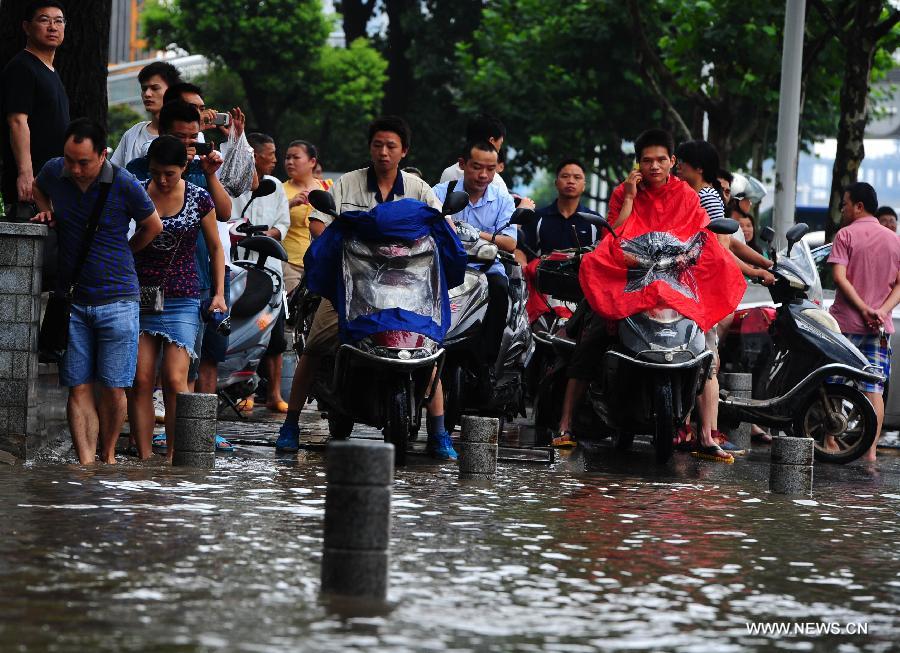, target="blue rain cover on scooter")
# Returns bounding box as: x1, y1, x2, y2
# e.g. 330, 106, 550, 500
304, 198, 466, 344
